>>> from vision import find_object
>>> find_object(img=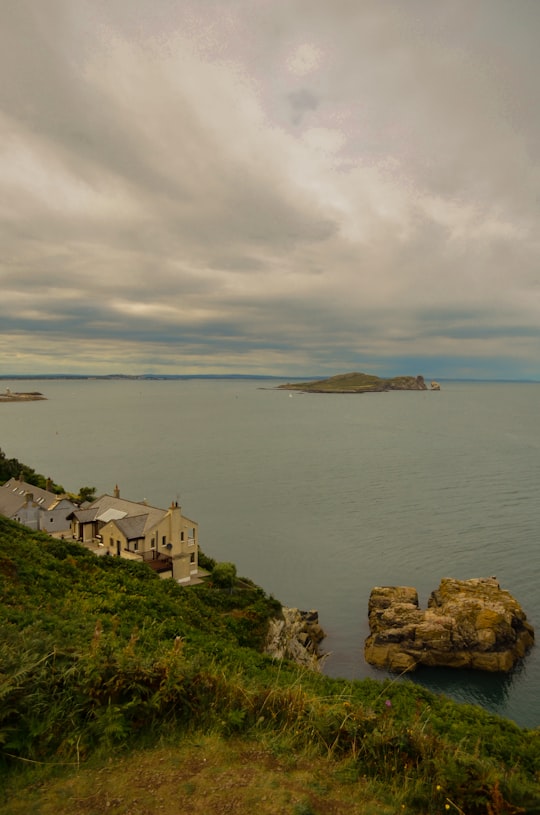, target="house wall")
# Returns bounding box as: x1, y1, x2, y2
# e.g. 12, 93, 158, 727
152, 503, 199, 575
99, 520, 149, 561
172, 553, 191, 583
99, 520, 129, 556
79, 521, 95, 542
38, 503, 74, 534
14, 501, 40, 530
